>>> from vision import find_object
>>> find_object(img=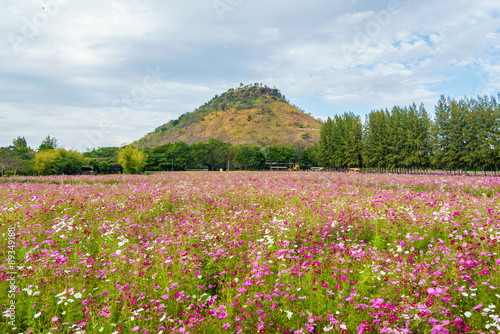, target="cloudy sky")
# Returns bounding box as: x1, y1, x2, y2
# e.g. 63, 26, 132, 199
1, 0, 499, 151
